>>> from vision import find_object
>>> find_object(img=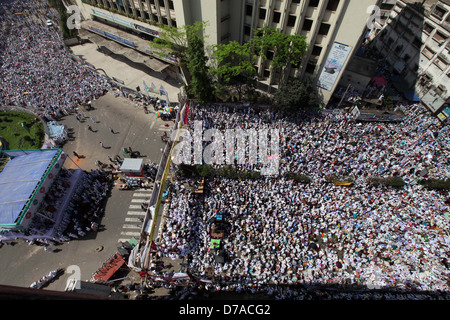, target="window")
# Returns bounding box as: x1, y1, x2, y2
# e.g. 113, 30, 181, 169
436, 84, 446, 95
169, 0, 174, 10
292, 0, 301, 3
432, 5, 447, 20
158, 0, 165, 7
172, 20, 177, 28
433, 31, 447, 44
273, 11, 281, 23
302, 19, 313, 31
424, 23, 434, 34
326, 0, 340, 11
259, 8, 266, 20
162, 17, 168, 25
434, 57, 447, 70
395, 44, 403, 53
266, 50, 274, 60
245, 4, 253, 16
318, 23, 330, 35
287, 15, 296, 27
311, 45, 322, 56
422, 46, 435, 59
244, 25, 251, 36
305, 62, 316, 74
309, 0, 319, 7
412, 37, 422, 48
263, 69, 271, 78
291, 60, 301, 68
